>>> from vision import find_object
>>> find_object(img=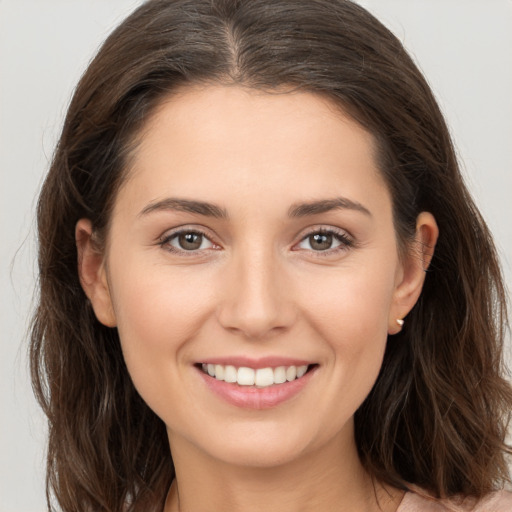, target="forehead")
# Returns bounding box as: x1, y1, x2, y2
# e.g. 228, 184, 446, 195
137, 85, 374, 155
118, 84, 389, 218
